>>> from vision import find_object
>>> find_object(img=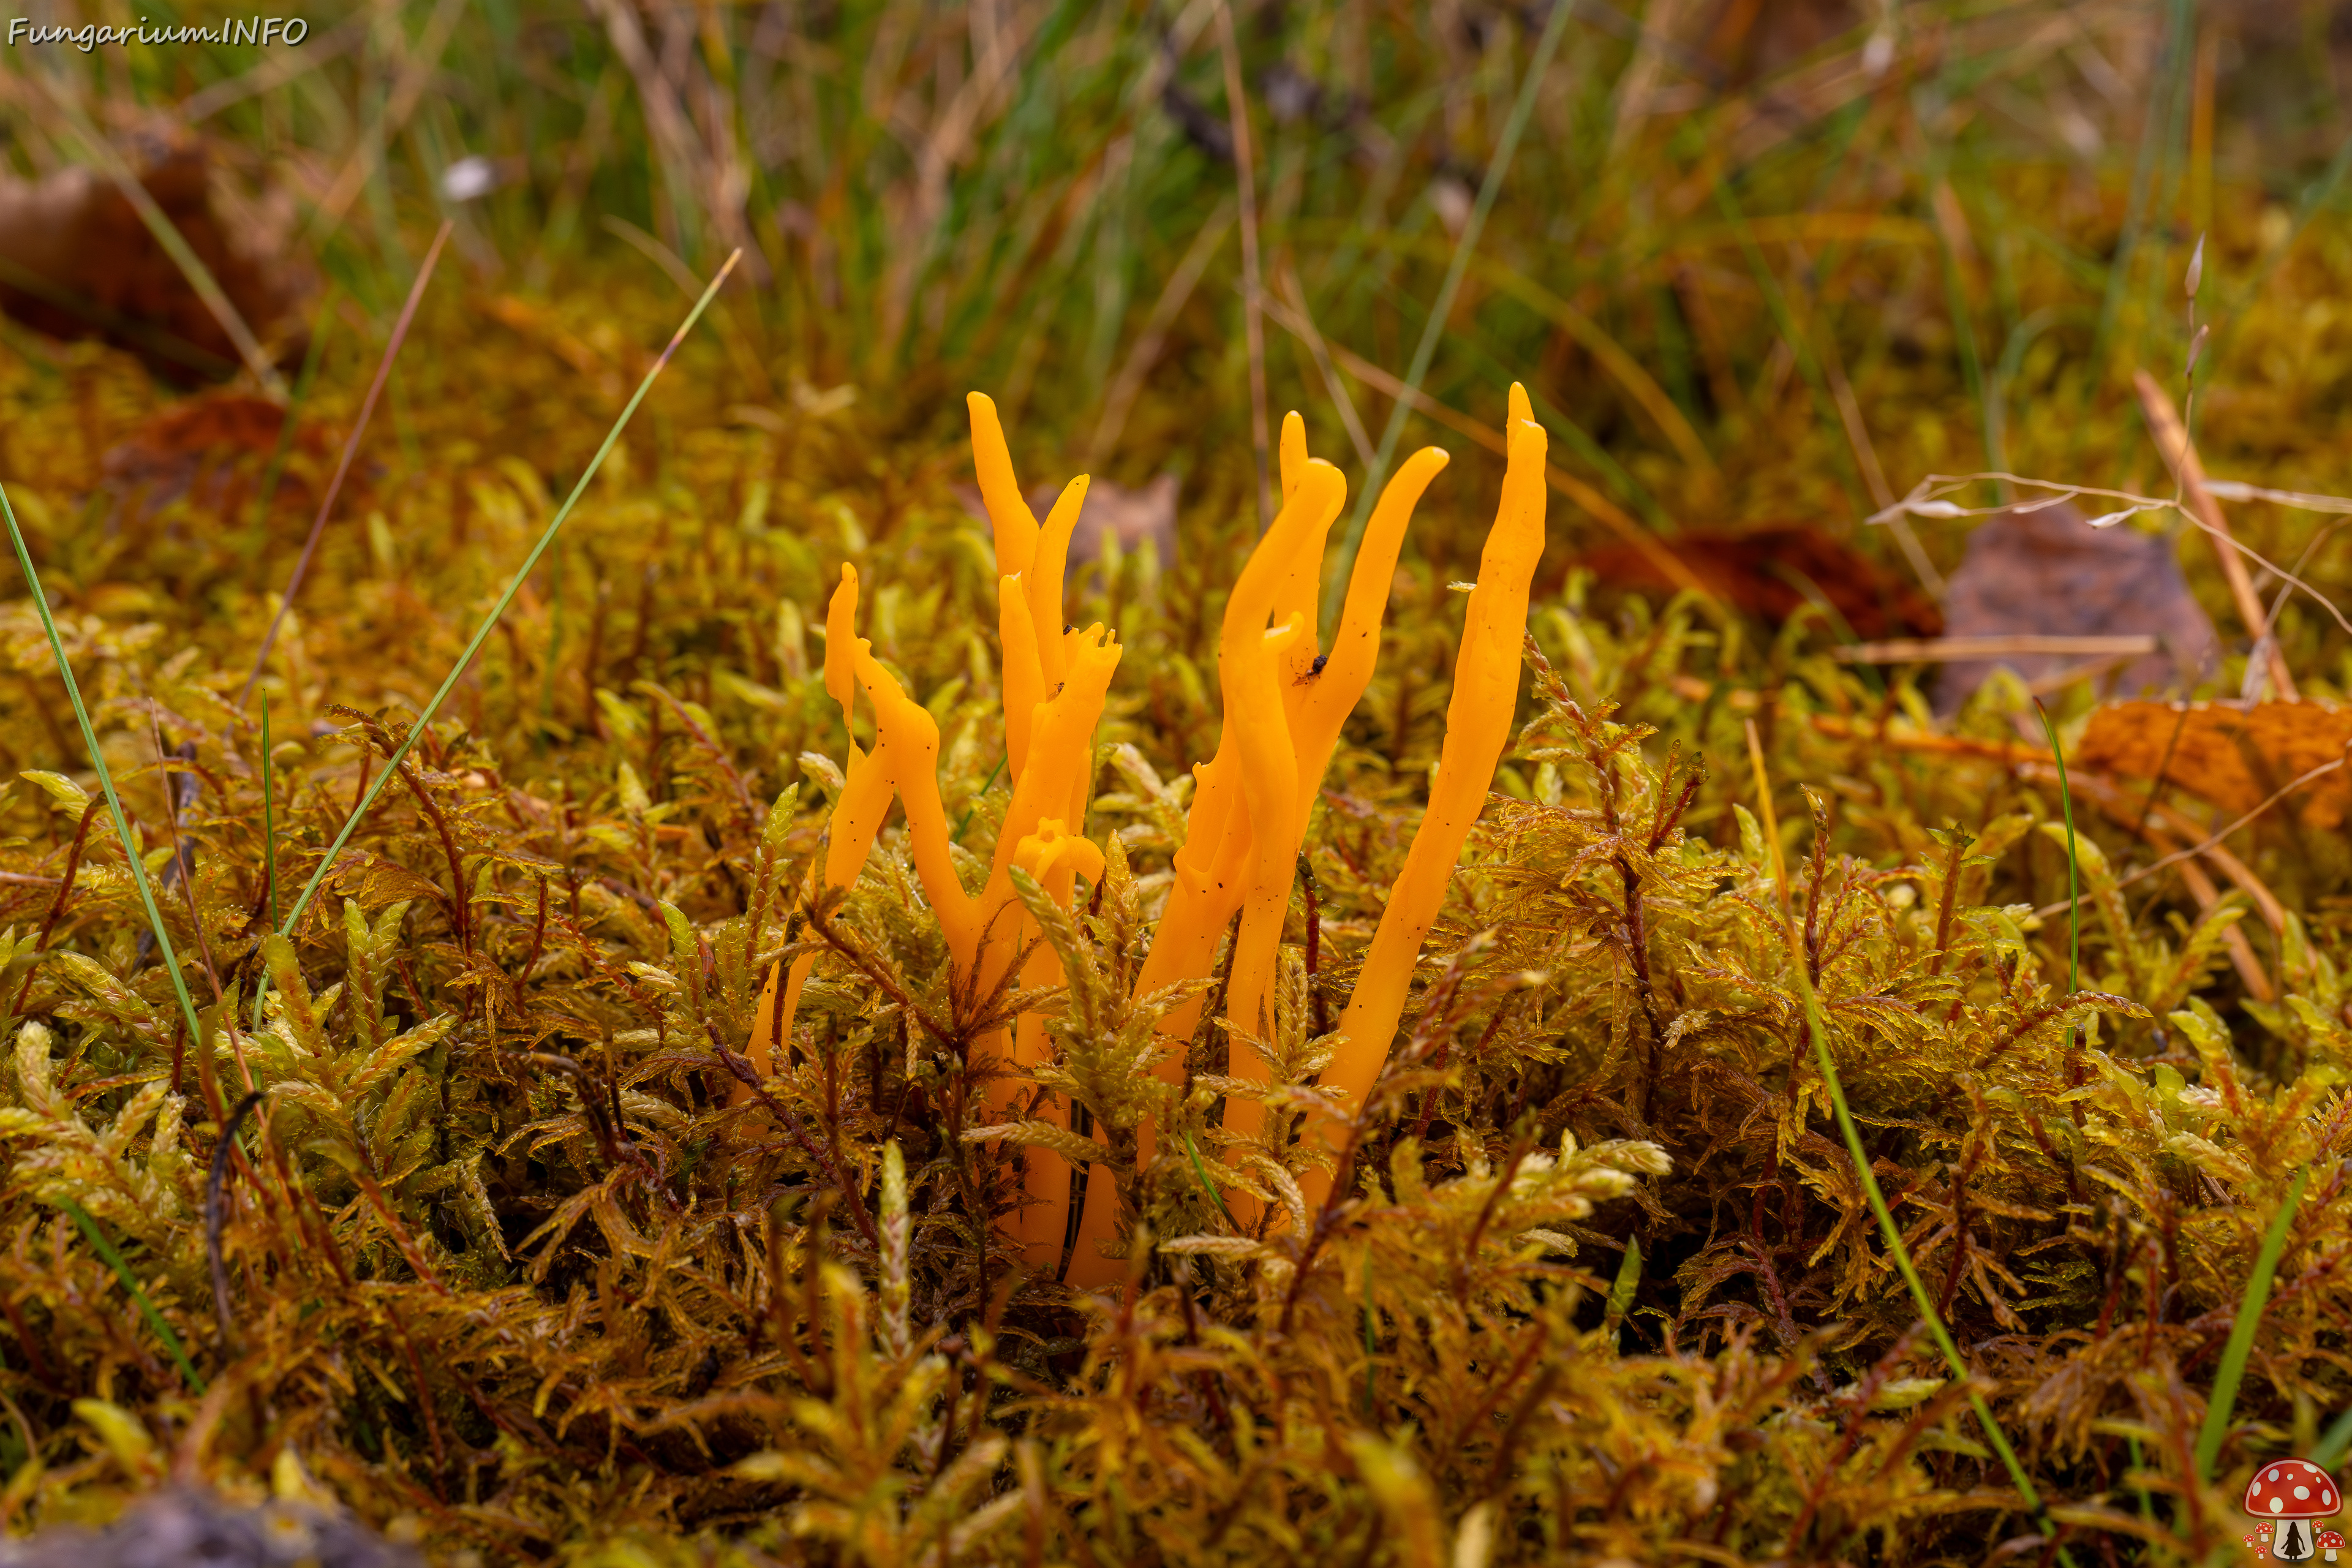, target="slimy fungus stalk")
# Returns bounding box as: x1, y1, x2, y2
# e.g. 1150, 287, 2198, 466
749, 386, 1543, 1283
